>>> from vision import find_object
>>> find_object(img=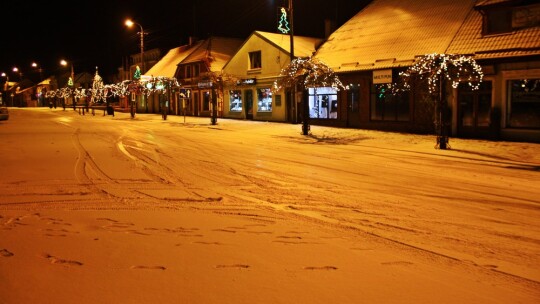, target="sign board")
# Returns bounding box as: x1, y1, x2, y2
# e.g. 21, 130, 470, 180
236, 78, 257, 86
373, 69, 392, 84
198, 81, 213, 88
